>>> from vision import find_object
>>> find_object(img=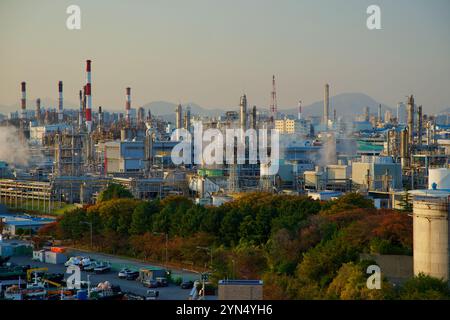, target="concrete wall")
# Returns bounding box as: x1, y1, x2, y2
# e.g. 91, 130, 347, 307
360, 254, 413, 284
